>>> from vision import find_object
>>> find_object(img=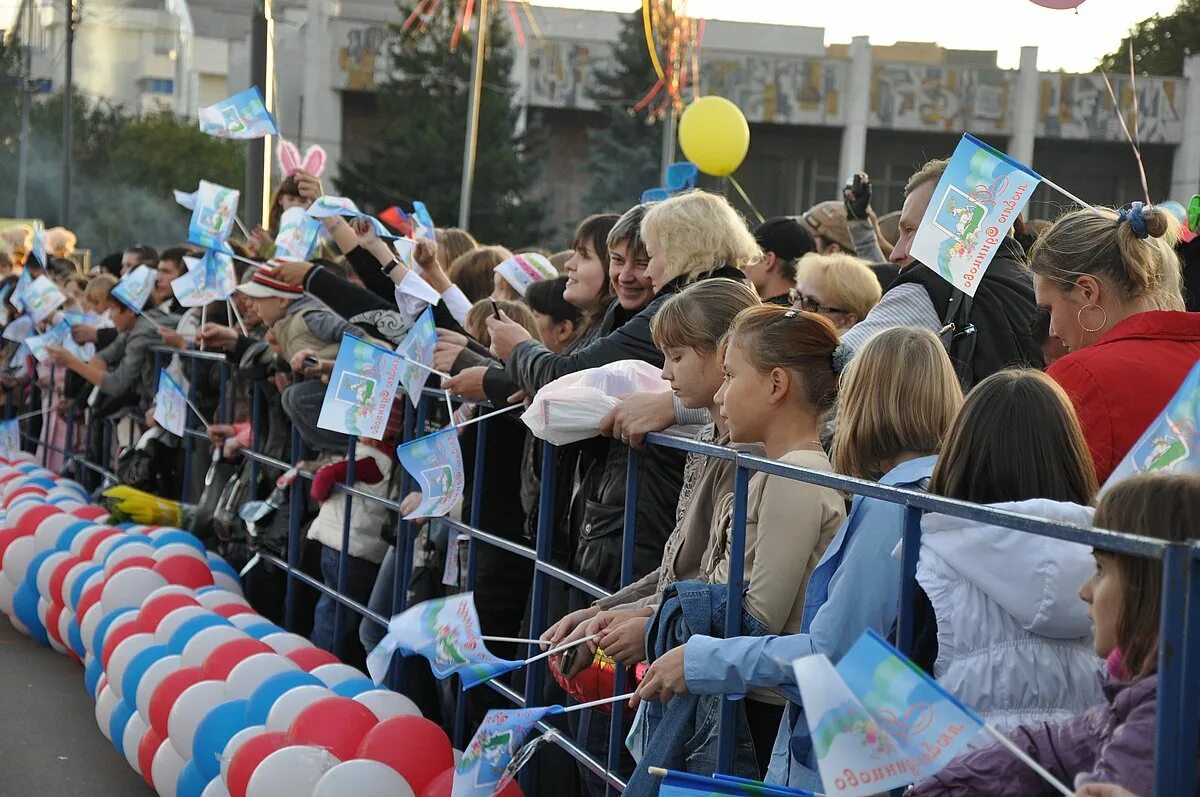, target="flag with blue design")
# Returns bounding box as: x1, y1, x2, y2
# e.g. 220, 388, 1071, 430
396, 427, 464, 519
411, 201, 436, 242
111, 265, 156, 313
654, 769, 818, 796
273, 206, 322, 262
396, 307, 438, 407
10, 268, 33, 312
1104, 359, 1200, 491
25, 318, 71, 363
793, 629, 984, 797
23, 275, 67, 324
174, 188, 197, 211
154, 369, 188, 436
453, 706, 564, 797
306, 195, 395, 239
29, 228, 47, 269
172, 250, 236, 307
187, 180, 240, 253
62, 311, 98, 361
366, 593, 524, 687
0, 419, 18, 452
3, 315, 33, 343
198, 87, 277, 139
317, 335, 404, 440
910, 134, 1041, 297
